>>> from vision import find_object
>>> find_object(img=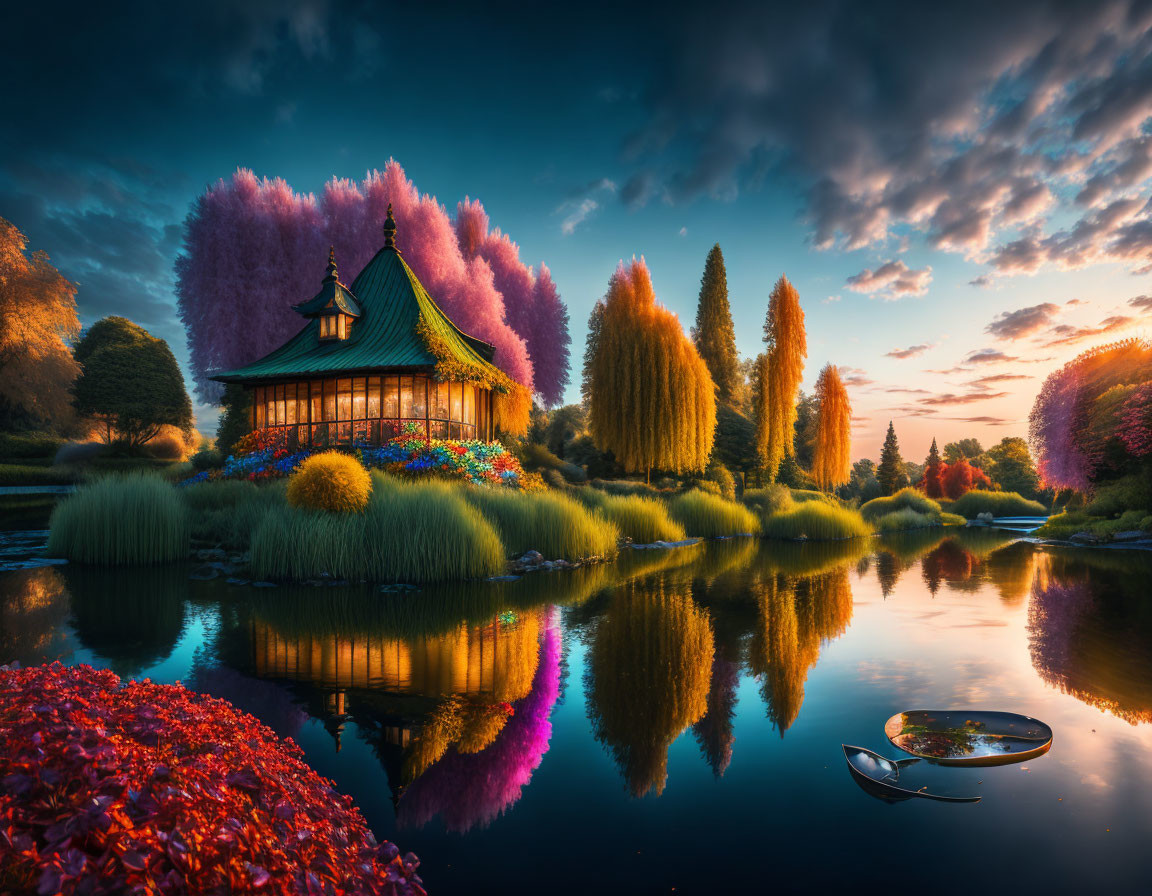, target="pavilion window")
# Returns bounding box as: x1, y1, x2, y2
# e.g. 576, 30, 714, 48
285, 383, 297, 425
310, 381, 322, 425
400, 376, 413, 418
337, 378, 352, 421
319, 313, 352, 341
352, 377, 366, 420
383, 376, 399, 418
367, 376, 381, 418
323, 379, 336, 422
411, 375, 427, 419
255, 388, 266, 428
463, 385, 475, 426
